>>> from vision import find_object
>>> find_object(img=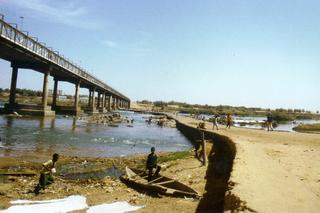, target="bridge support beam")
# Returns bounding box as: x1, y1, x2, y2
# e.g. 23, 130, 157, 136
91, 89, 95, 108
97, 93, 101, 109
74, 80, 80, 110
42, 70, 50, 108
116, 98, 120, 109
103, 94, 107, 108
85, 87, 98, 114
52, 79, 58, 110
88, 90, 92, 107
5, 64, 55, 116
108, 95, 112, 111
99, 93, 106, 113
113, 97, 117, 110
40, 68, 55, 116
113, 97, 118, 109
9, 65, 18, 107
